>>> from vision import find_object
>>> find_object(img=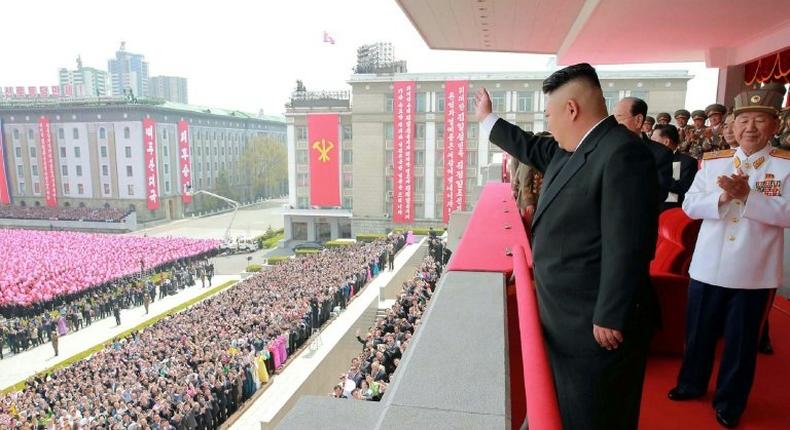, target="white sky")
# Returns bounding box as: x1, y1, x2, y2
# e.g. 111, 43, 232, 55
0, 0, 718, 116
